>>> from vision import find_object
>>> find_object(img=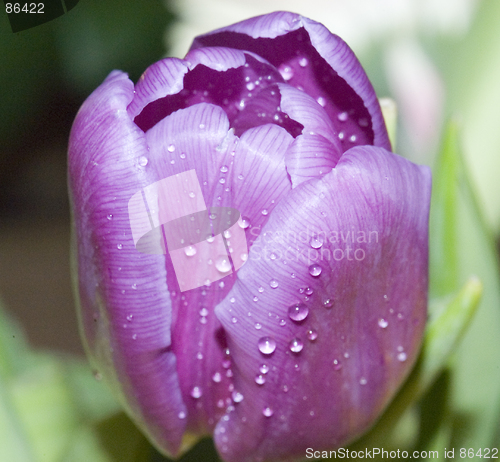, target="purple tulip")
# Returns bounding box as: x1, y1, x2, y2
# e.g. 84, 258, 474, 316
68, 11, 431, 462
